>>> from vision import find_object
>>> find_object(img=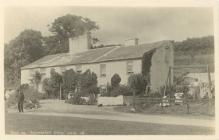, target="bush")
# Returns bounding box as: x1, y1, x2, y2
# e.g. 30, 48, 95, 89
6, 85, 42, 109
110, 85, 132, 97
111, 74, 121, 88
6, 91, 18, 108
128, 73, 148, 95
42, 69, 62, 99
102, 85, 132, 97
65, 93, 87, 105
